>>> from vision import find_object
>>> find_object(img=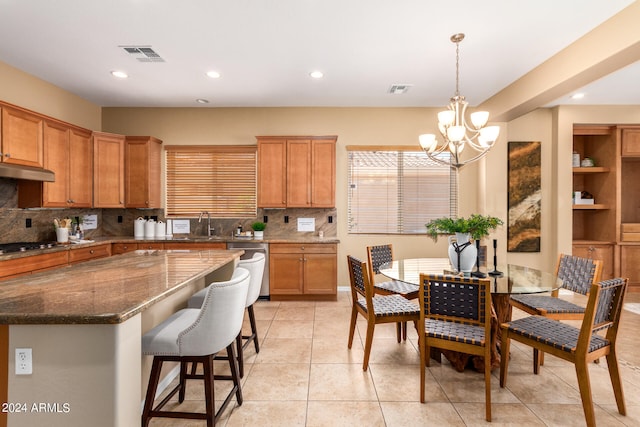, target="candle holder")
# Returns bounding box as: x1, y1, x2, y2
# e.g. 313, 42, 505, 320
488, 239, 503, 277
471, 239, 486, 278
